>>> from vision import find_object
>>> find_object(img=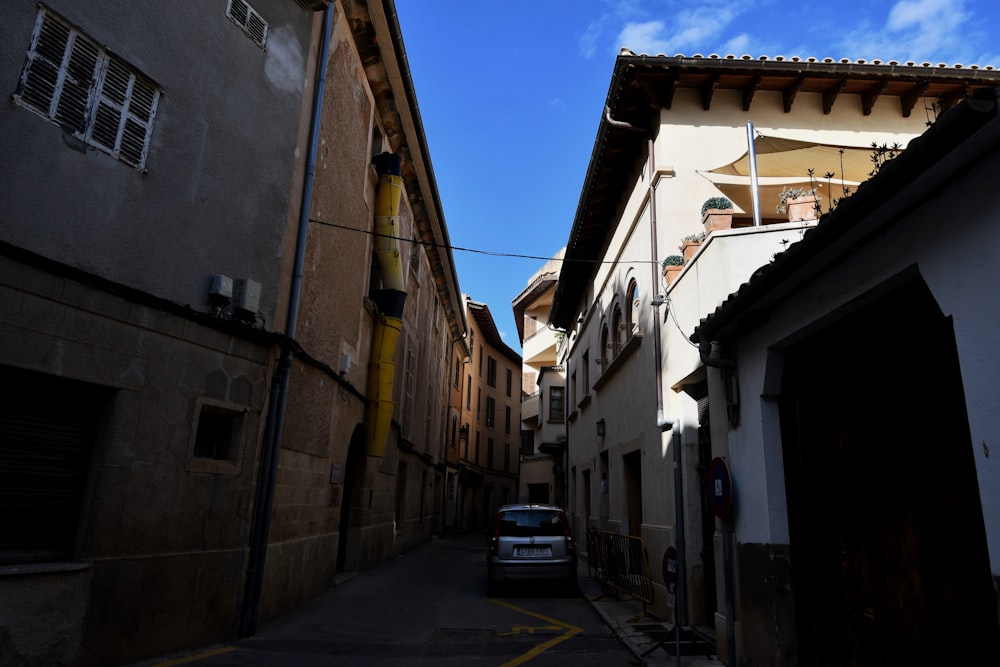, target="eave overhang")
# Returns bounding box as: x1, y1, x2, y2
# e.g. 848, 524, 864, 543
549, 52, 1000, 330
347, 0, 468, 342
691, 87, 1000, 345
